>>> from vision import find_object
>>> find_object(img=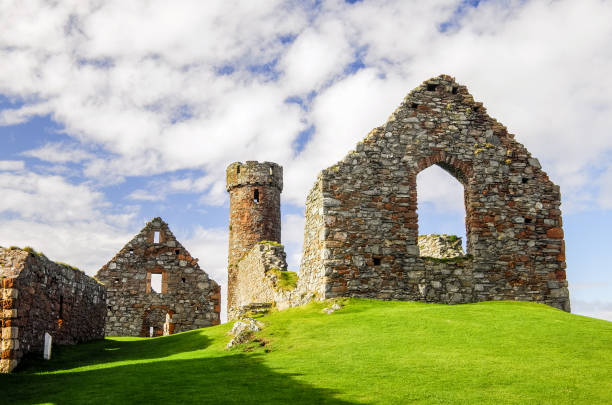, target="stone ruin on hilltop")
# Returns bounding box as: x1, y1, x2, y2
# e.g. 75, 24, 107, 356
1, 74, 571, 372
228, 74, 570, 318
